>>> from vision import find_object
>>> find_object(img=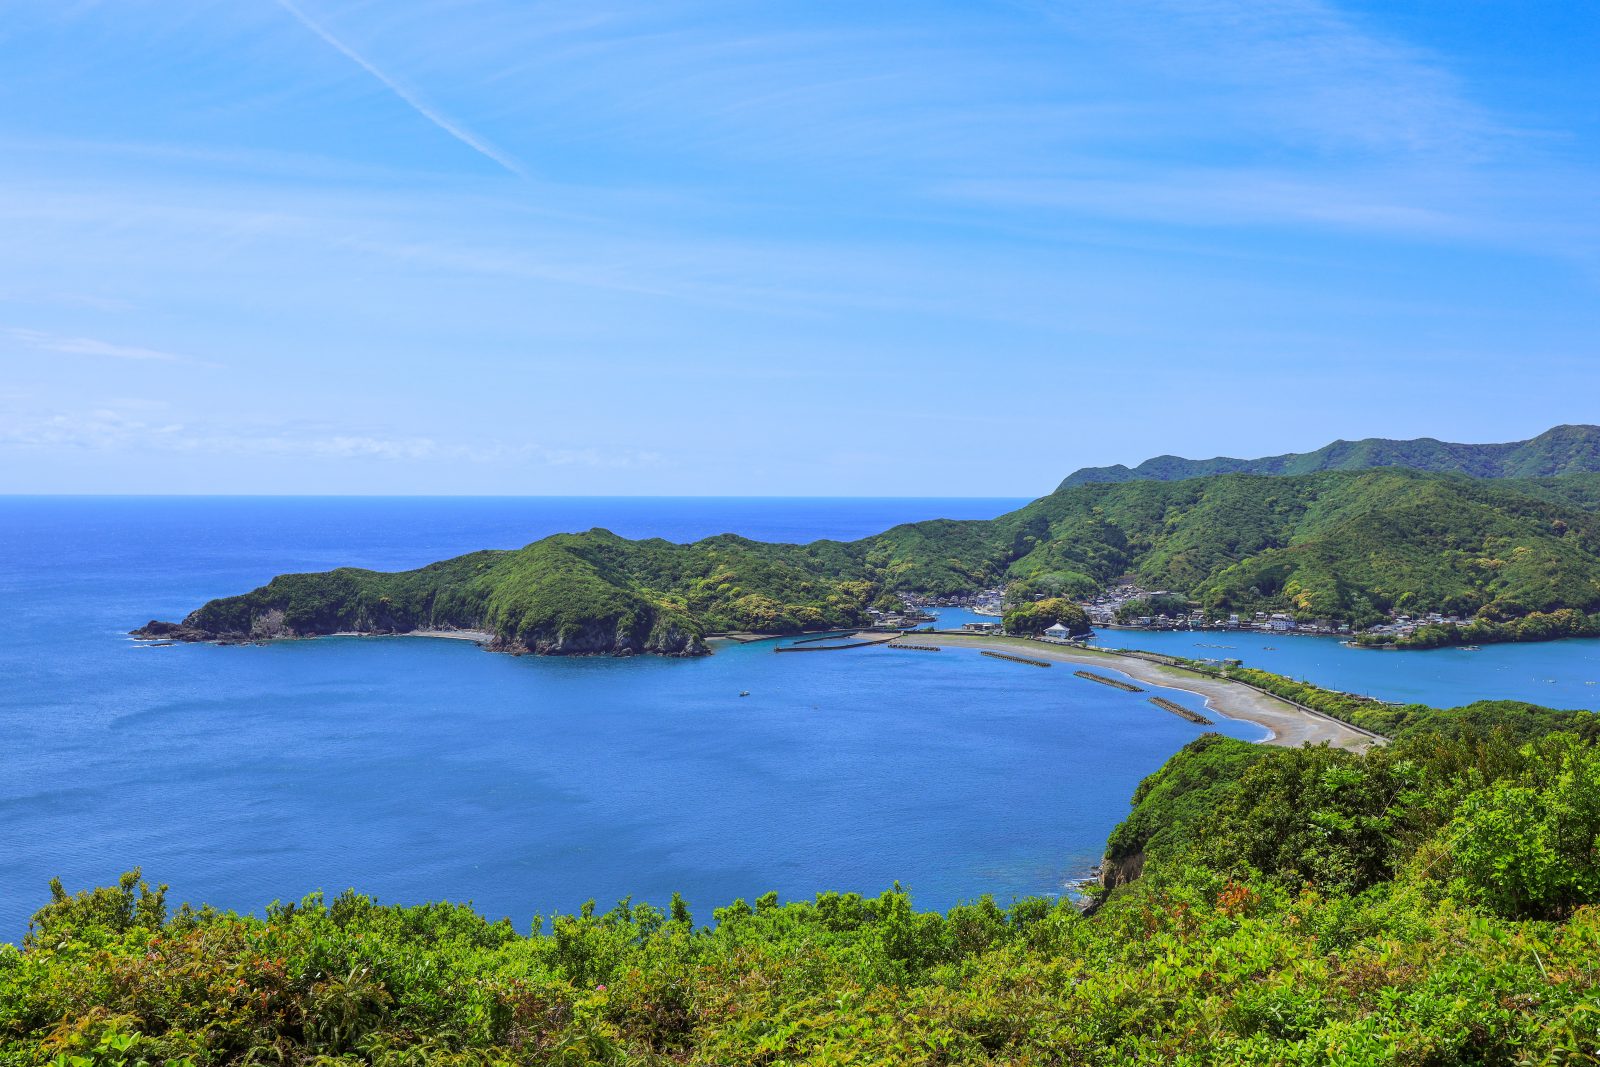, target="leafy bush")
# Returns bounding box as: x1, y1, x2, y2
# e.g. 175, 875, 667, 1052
1001, 597, 1090, 635
1444, 733, 1600, 919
